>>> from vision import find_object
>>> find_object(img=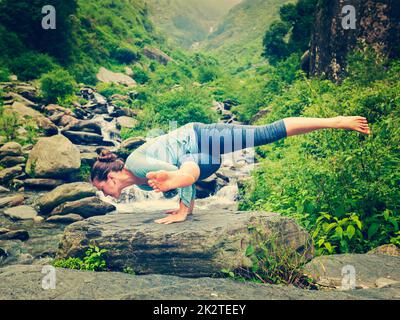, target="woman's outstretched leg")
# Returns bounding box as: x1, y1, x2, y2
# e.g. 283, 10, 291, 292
283, 116, 370, 137
147, 116, 370, 194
